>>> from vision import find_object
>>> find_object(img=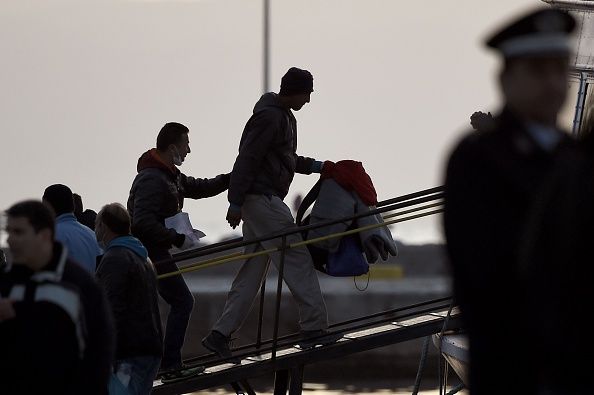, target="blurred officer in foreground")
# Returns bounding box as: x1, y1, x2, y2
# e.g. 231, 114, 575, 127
443, 7, 576, 394
519, 106, 594, 393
